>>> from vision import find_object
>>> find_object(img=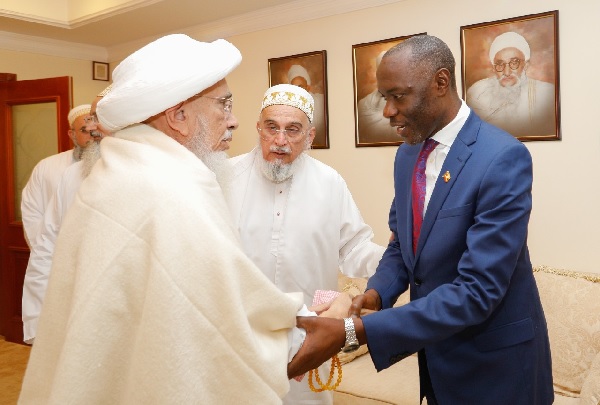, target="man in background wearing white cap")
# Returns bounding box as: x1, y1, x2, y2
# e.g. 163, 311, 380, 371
21, 104, 92, 249
19, 34, 310, 405
225, 83, 385, 405
466, 31, 555, 137
21, 87, 112, 345
357, 51, 398, 143
287, 64, 326, 146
